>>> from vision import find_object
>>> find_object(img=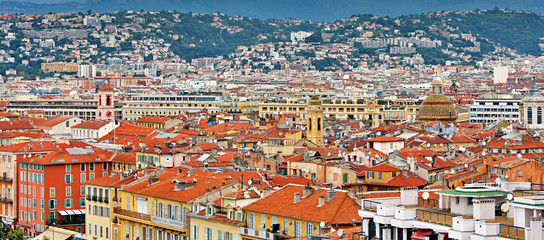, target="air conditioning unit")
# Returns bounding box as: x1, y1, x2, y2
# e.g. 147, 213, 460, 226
124, 233, 129, 238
